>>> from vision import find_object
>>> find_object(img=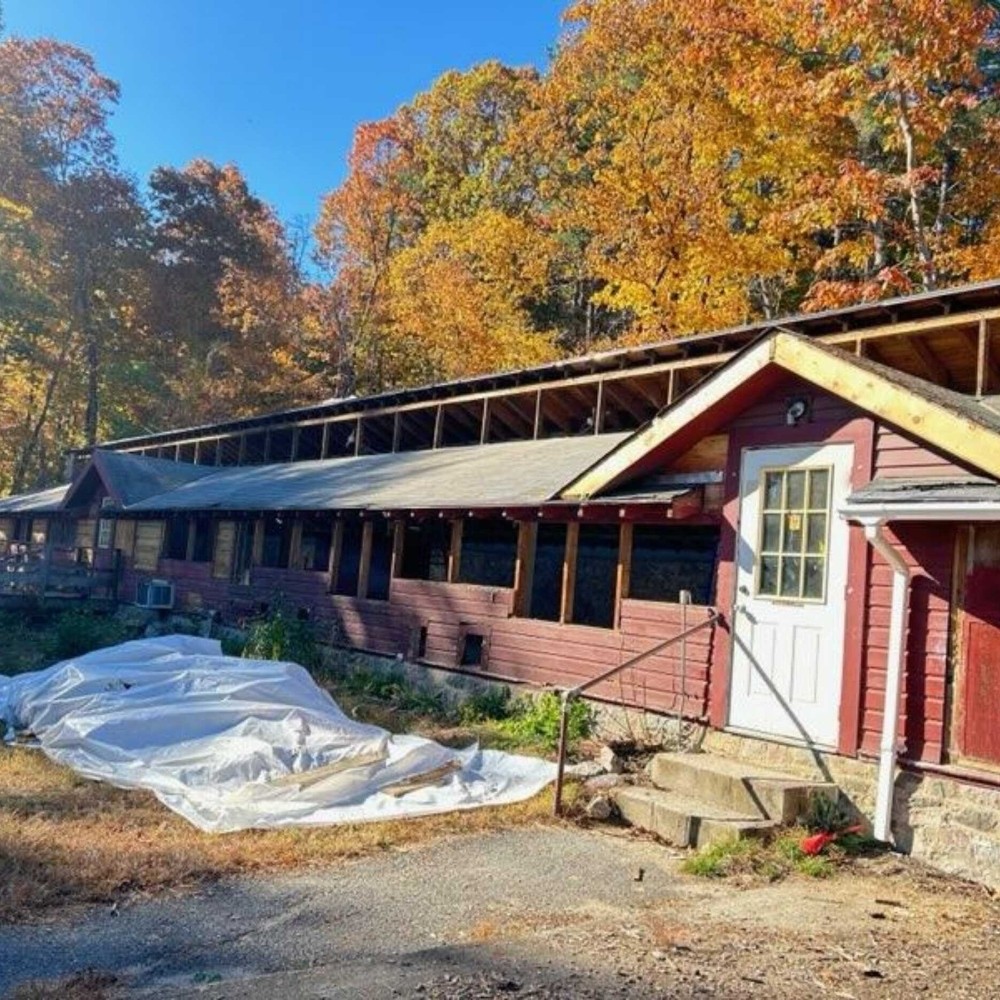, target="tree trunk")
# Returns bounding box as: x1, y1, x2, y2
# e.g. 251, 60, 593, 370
897, 90, 937, 289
